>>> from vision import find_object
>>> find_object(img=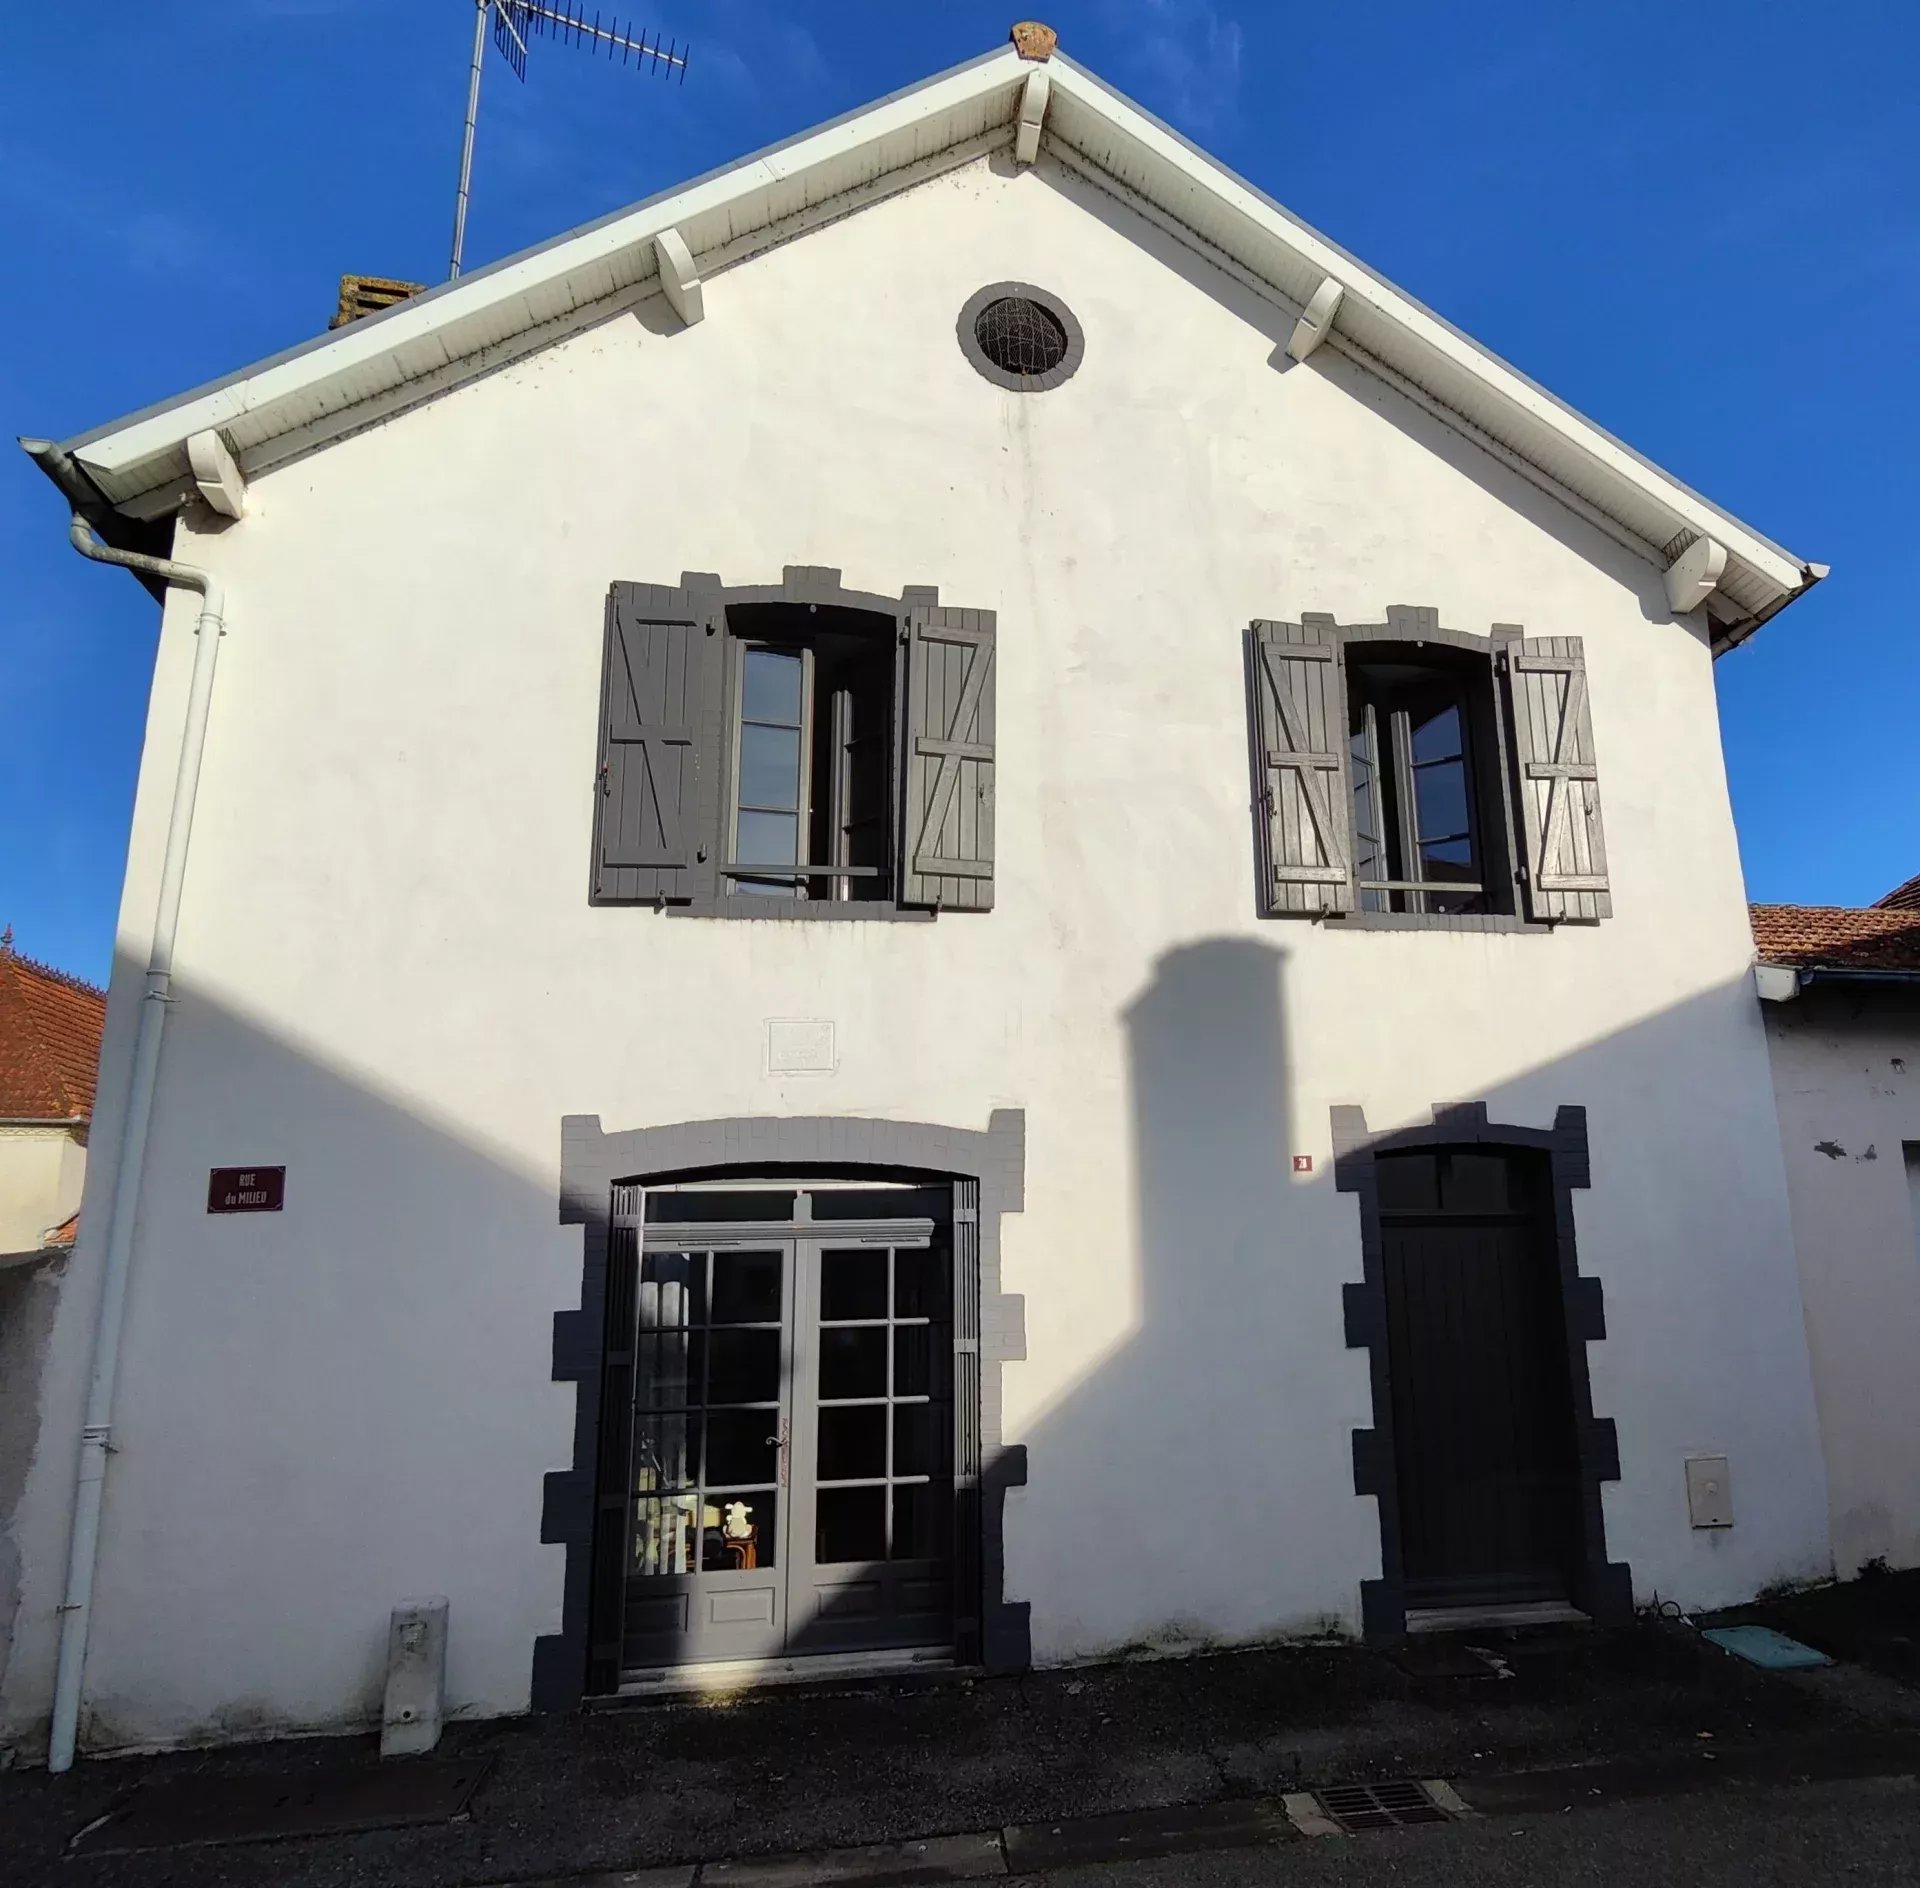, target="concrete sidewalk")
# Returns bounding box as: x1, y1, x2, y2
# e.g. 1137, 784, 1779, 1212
0, 1621, 1902, 1888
